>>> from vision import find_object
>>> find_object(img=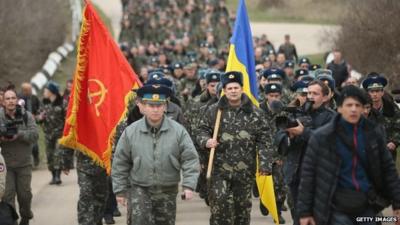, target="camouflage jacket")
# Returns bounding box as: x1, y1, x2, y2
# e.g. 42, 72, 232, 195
196, 94, 274, 176
377, 98, 400, 147
184, 91, 218, 139
260, 101, 281, 162
39, 96, 66, 141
